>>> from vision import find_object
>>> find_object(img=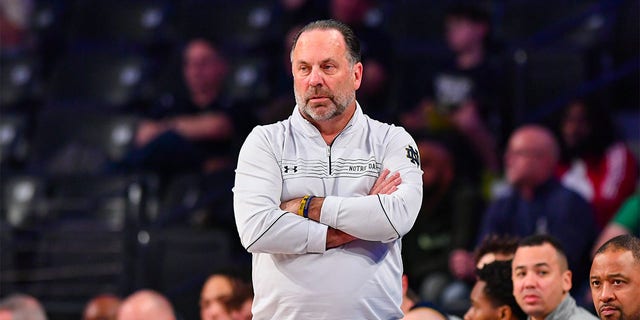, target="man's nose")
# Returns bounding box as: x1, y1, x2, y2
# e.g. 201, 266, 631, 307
463, 308, 473, 320
522, 273, 537, 288
598, 284, 615, 303
308, 67, 323, 87
205, 303, 225, 319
